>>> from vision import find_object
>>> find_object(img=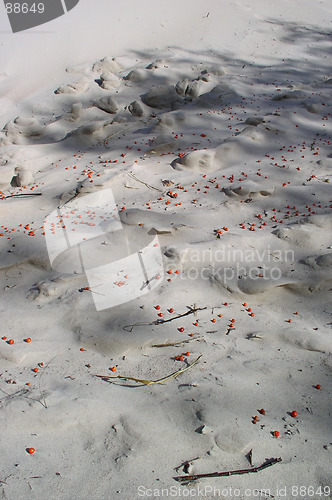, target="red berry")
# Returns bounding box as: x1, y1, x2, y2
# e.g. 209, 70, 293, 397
155, 305, 161, 310
273, 431, 280, 438
291, 411, 298, 418
315, 384, 321, 390
27, 448, 35, 454
258, 409, 266, 415
178, 327, 184, 333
